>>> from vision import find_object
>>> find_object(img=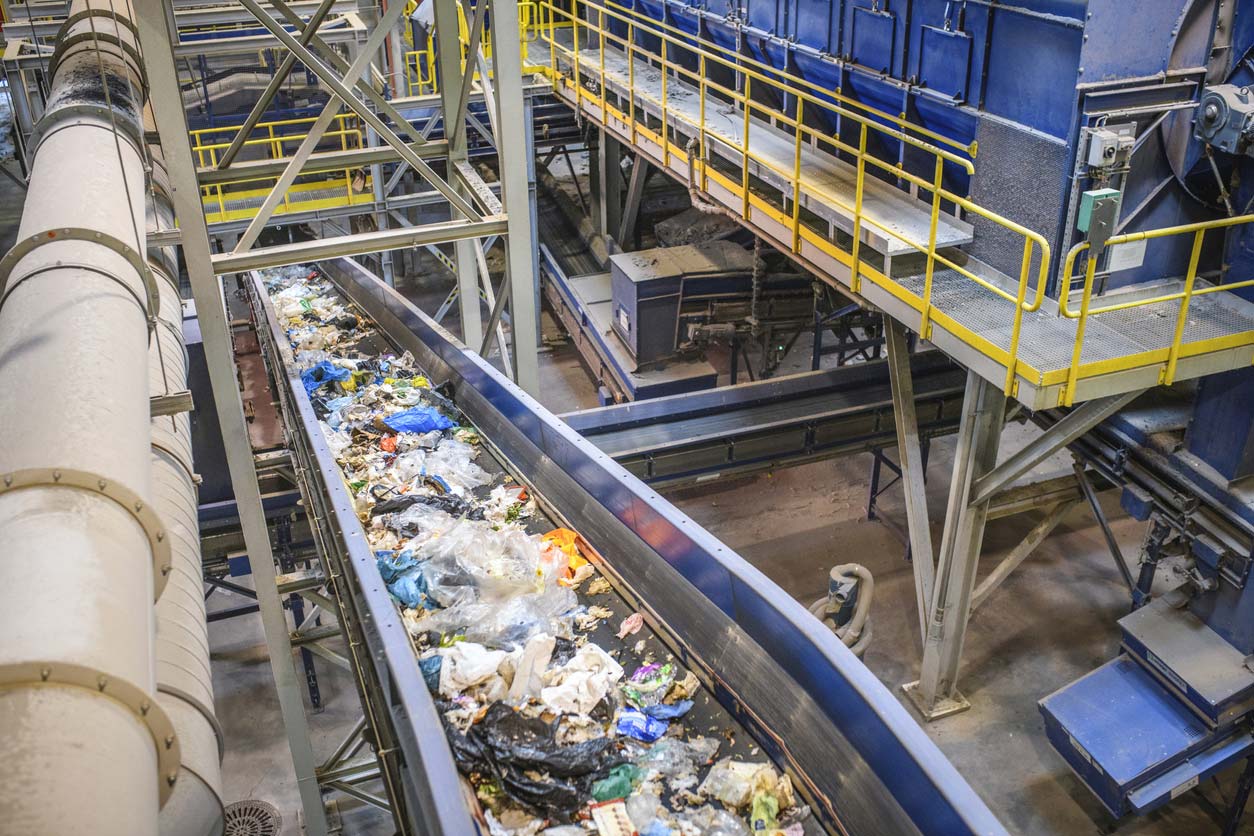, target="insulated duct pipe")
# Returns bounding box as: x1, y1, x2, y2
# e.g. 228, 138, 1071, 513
147, 127, 226, 836
0, 2, 178, 833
